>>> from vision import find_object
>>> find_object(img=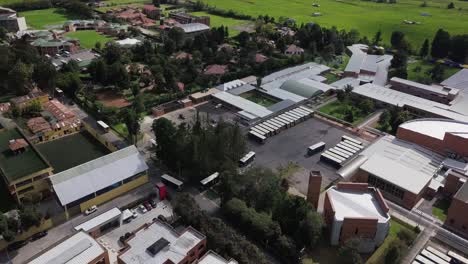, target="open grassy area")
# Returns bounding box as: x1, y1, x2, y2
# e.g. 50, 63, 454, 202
37, 132, 110, 173
200, 0, 468, 48
19, 8, 79, 29
432, 198, 450, 222
367, 218, 418, 264
318, 100, 371, 125
407, 60, 460, 84
65, 30, 114, 49
240, 90, 279, 107
0, 129, 50, 183
190, 11, 252, 36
